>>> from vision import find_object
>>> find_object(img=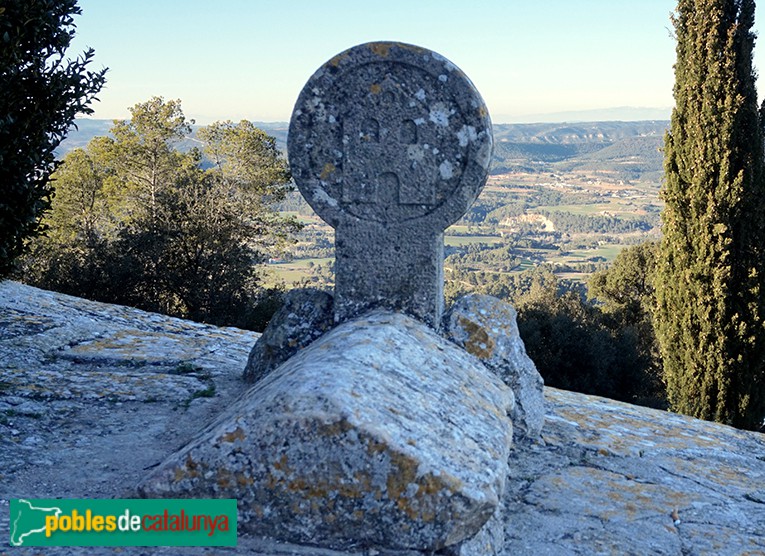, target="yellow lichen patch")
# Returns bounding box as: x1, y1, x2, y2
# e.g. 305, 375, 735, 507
320, 162, 336, 181
216, 467, 233, 489
236, 472, 253, 487
386, 453, 418, 501
416, 474, 446, 497
318, 418, 353, 437
329, 52, 349, 67
184, 454, 200, 479
457, 316, 495, 359
370, 43, 391, 57
369, 83, 382, 95
383, 451, 443, 522
220, 427, 245, 443
173, 467, 186, 483
273, 453, 290, 472
286, 476, 309, 493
